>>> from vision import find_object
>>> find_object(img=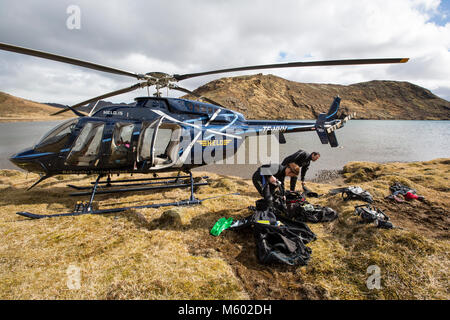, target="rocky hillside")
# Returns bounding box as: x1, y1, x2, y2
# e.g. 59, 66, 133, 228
0, 92, 73, 121
183, 74, 450, 120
